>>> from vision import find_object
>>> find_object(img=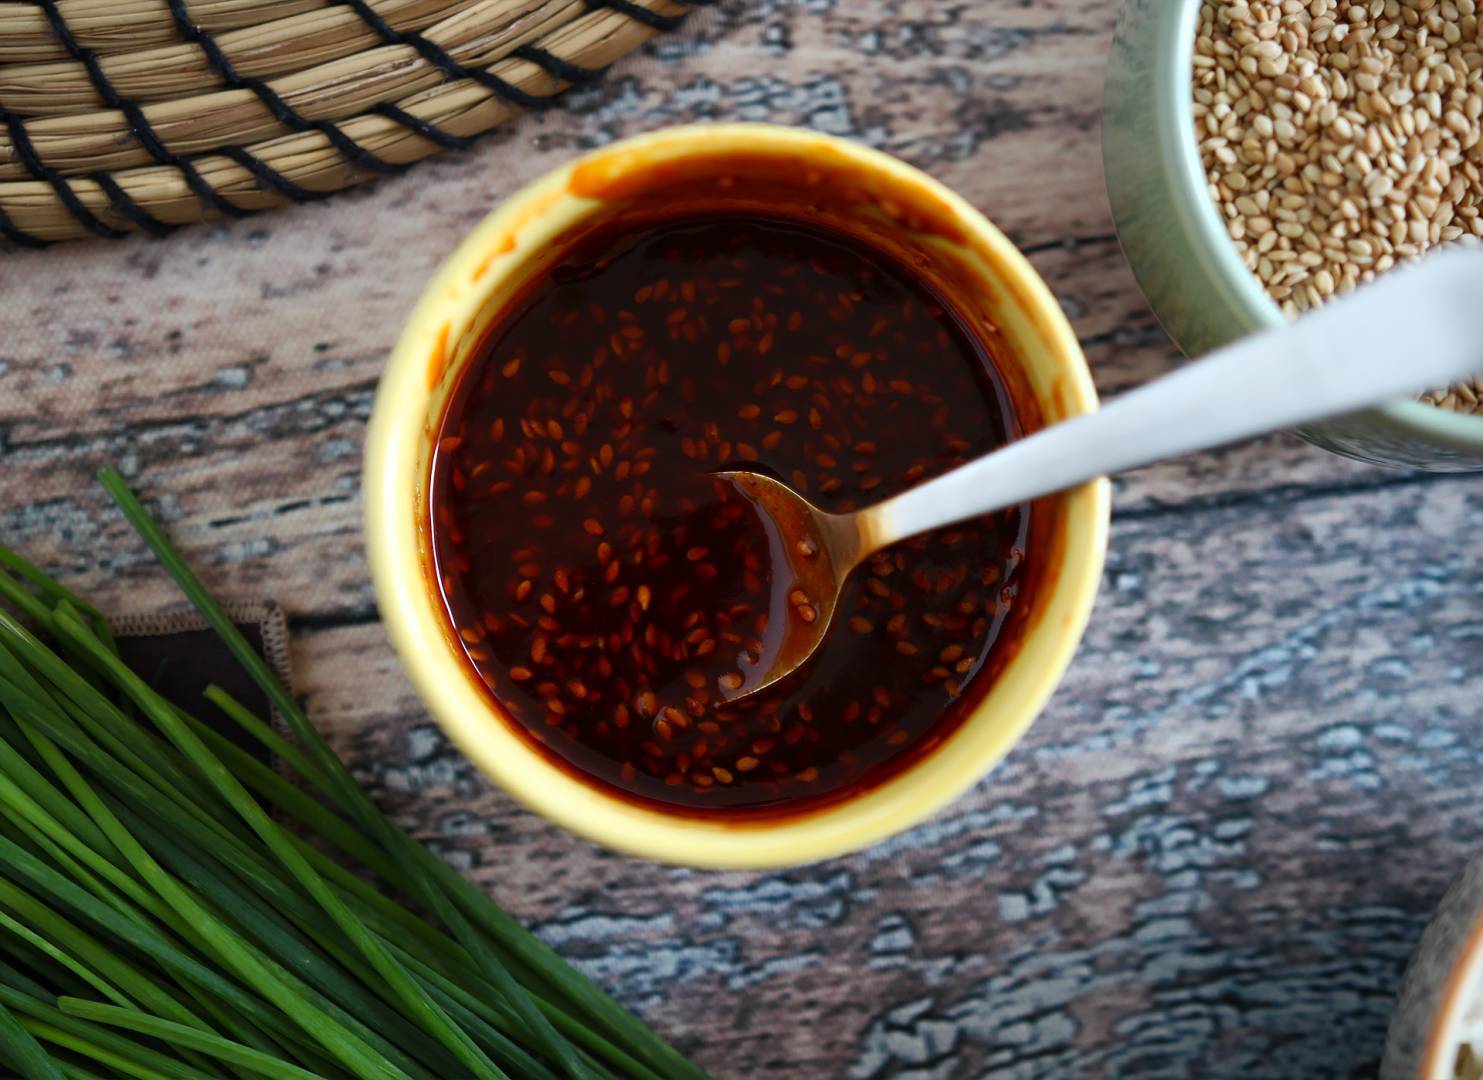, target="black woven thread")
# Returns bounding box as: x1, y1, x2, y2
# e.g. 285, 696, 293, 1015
168, 0, 407, 178
512, 45, 611, 87
214, 147, 326, 204
374, 103, 474, 151
93, 172, 175, 236
37, 0, 238, 233
0, 200, 45, 249
3, 0, 132, 243
335, 0, 572, 111
585, 0, 690, 32
4, 0, 708, 244
2, 114, 126, 240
